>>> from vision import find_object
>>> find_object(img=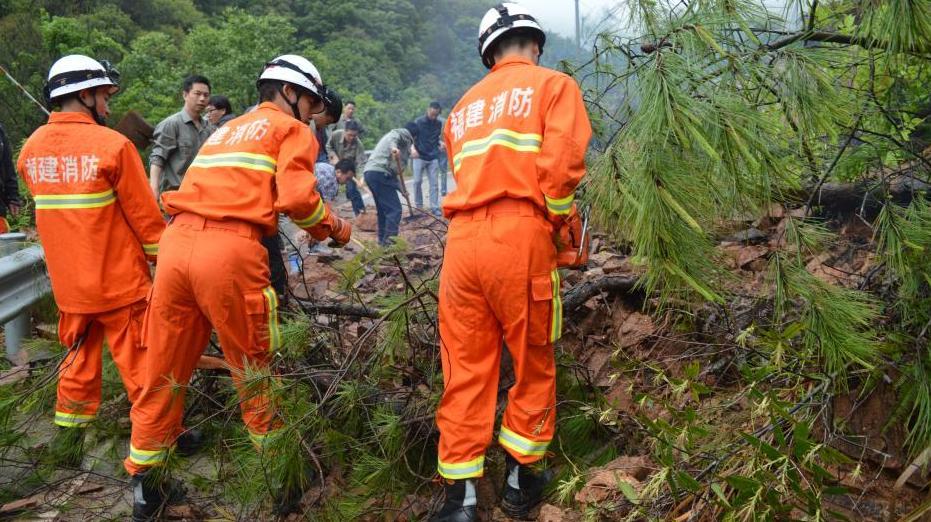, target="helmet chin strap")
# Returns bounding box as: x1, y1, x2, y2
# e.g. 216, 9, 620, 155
278, 85, 302, 120
78, 88, 106, 125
